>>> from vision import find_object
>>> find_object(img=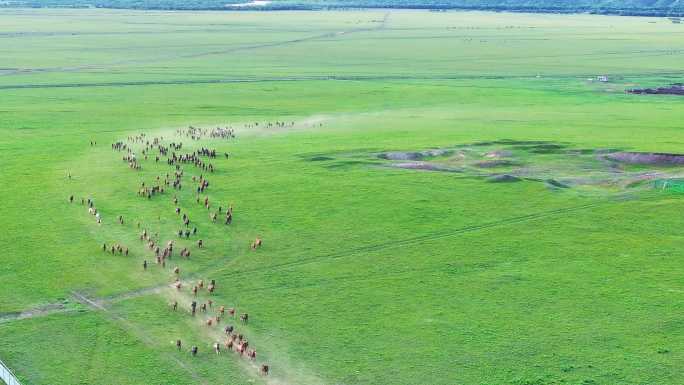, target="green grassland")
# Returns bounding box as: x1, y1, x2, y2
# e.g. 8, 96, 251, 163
1, 8, 683, 385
